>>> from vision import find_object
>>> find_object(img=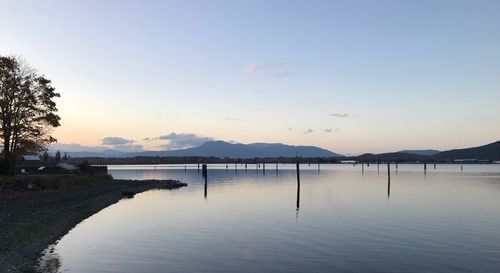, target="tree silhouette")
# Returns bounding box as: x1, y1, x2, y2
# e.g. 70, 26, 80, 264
41, 151, 49, 162
0, 56, 61, 174
55, 150, 61, 163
